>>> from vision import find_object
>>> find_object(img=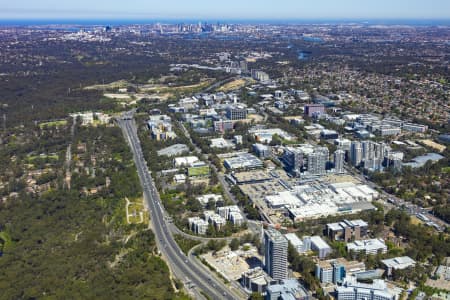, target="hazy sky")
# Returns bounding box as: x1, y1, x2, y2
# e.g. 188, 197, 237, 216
1, 0, 450, 20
